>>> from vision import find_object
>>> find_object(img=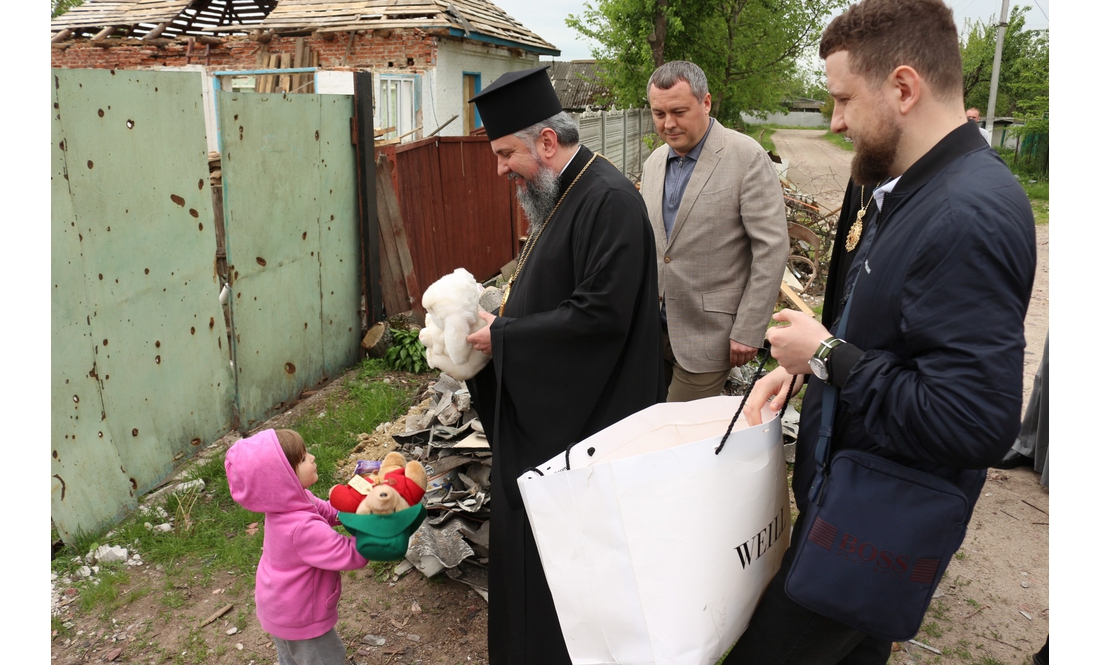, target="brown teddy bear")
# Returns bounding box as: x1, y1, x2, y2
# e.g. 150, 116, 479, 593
328, 451, 428, 515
